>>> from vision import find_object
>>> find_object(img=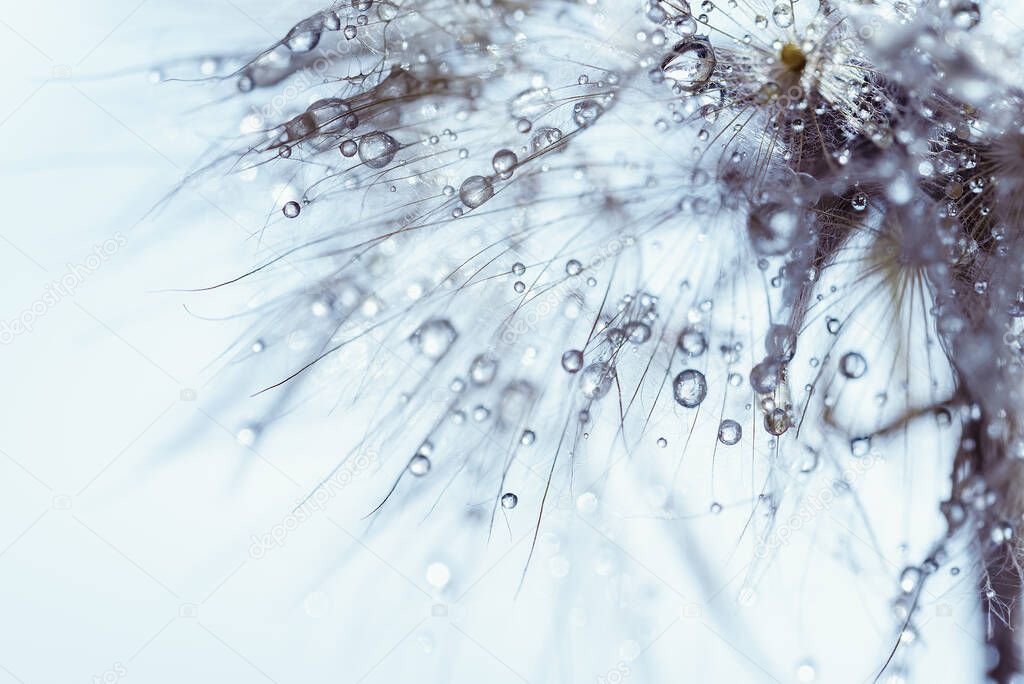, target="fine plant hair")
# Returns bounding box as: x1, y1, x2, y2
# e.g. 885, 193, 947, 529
154, 0, 1024, 681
